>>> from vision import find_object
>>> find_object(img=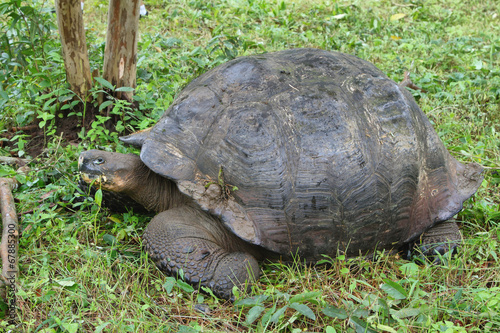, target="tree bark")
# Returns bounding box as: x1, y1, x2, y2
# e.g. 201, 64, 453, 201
55, 0, 92, 100
102, 0, 141, 101
0, 177, 19, 323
